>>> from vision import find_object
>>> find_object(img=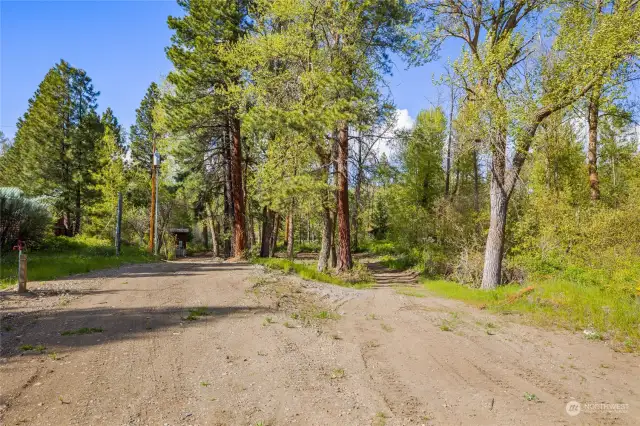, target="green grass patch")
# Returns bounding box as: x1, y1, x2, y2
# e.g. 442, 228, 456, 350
60, 327, 103, 336
20, 344, 46, 352
1, 236, 154, 288
252, 257, 371, 288
330, 368, 345, 379
421, 277, 640, 350
184, 307, 210, 321
314, 310, 340, 320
